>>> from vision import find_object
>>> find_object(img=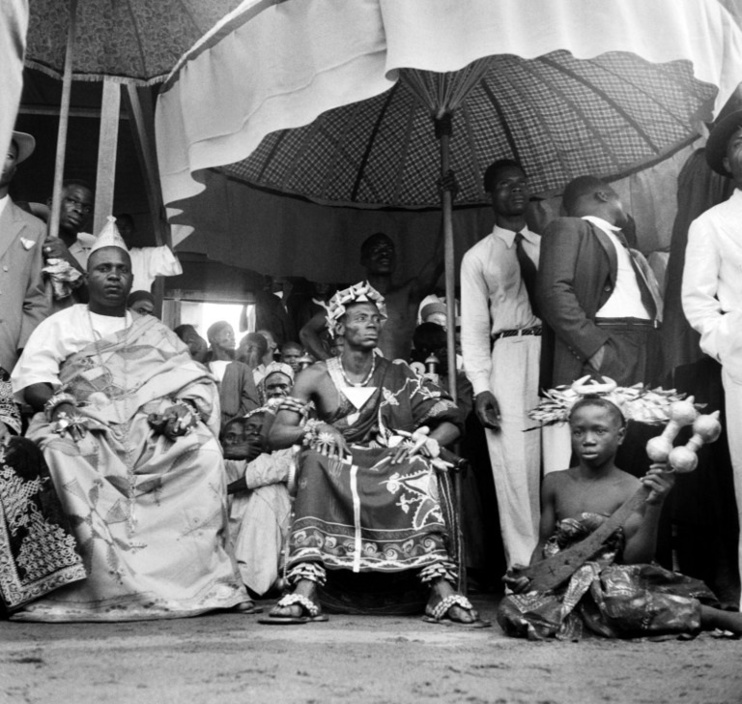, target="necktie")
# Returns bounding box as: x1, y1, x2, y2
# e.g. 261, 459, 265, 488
514, 232, 539, 318
613, 230, 657, 321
